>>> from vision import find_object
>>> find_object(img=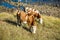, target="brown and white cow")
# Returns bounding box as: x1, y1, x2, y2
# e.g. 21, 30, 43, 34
17, 10, 28, 26
27, 8, 43, 24
33, 10, 43, 24
17, 10, 37, 34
